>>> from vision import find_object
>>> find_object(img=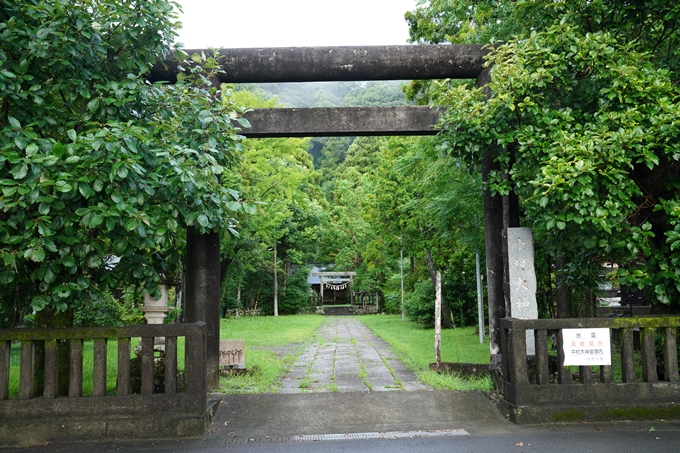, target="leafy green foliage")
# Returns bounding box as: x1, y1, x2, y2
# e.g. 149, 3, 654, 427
275, 266, 313, 315
402, 254, 481, 329
73, 293, 121, 327
344, 82, 409, 107
0, 1, 246, 318
442, 250, 482, 327
406, 0, 517, 45
434, 6, 680, 306
403, 279, 436, 326
219, 90, 324, 314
